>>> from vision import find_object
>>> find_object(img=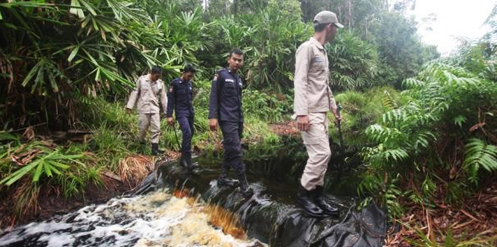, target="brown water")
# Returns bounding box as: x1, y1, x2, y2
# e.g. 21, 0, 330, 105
0, 189, 266, 247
